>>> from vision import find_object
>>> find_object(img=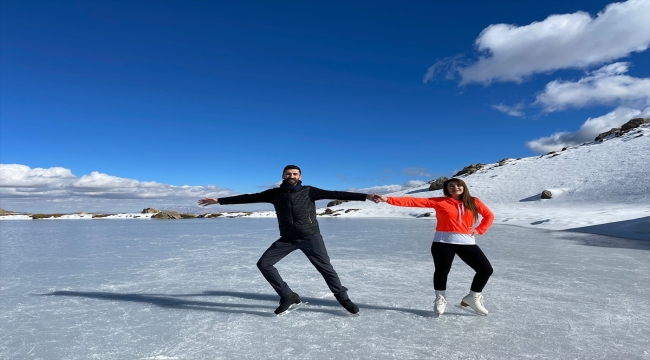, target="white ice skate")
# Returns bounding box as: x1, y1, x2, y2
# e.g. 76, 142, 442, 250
434, 295, 447, 316
459, 293, 488, 315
